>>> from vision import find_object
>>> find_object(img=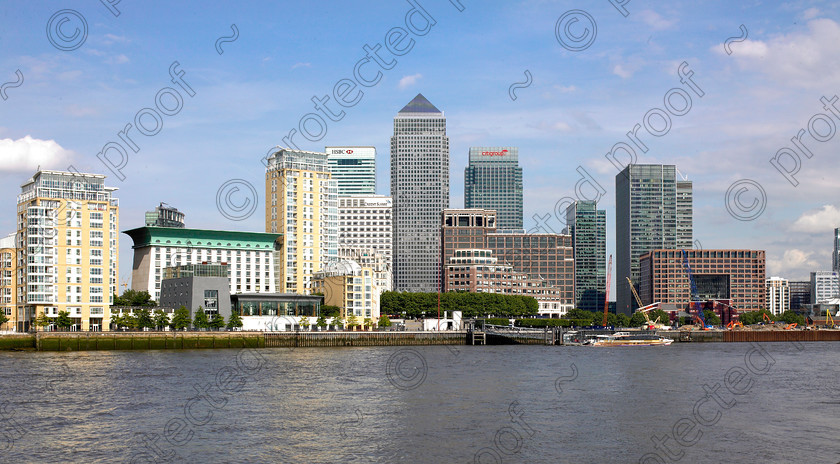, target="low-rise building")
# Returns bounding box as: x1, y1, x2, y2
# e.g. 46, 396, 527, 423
312, 260, 379, 321
159, 264, 232, 320
639, 249, 766, 312
444, 249, 570, 317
